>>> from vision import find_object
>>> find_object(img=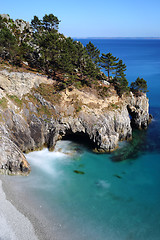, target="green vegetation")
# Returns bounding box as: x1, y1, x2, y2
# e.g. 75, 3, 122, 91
109, 103, 119, 109
85, 41, 100, 65
0, 13, 148, 97
7, 95, 23, 107
100, 53, 119, 79
130, 77, 148, 94
111, 60, 129, 96
0, 97, 8, 108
